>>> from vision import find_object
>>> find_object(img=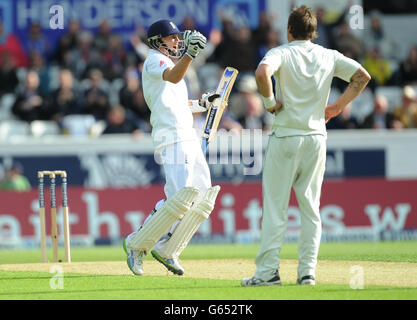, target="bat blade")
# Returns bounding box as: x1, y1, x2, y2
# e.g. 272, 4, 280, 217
201, 67, 238, 152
